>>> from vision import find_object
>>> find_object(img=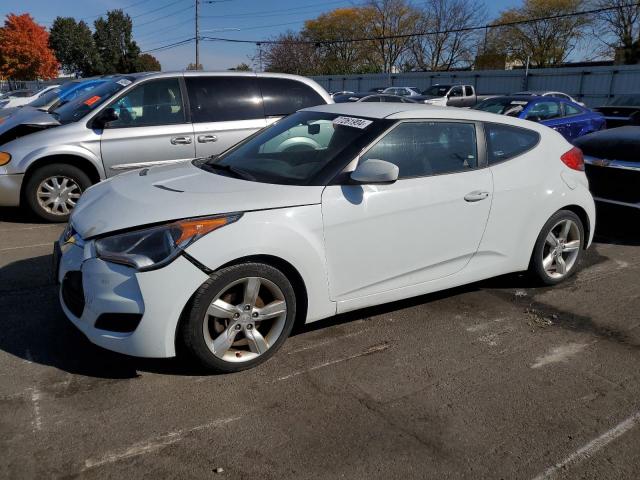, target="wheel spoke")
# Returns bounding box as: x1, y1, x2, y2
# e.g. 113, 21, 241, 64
207, 299, 236, 319
543, 253, 555, 270
211, 323, 240, 356
243, 277, 261, 307
560, 220, 572, 241
545, 232, 558, 247
256, 300, 286, 320
556, 255, 567, 275
563, 240, 580, 252
245, 327, 269, 354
